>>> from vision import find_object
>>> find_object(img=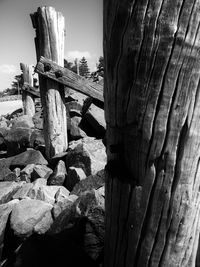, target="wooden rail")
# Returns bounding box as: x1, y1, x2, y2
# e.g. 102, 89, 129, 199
35, 56, 104, 103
